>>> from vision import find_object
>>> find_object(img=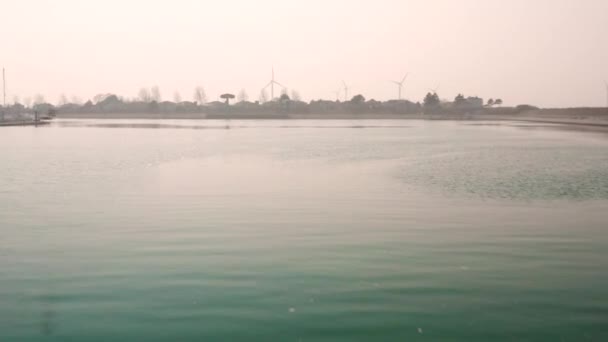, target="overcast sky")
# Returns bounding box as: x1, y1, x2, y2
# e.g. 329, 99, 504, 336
1, 0, 607, 107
